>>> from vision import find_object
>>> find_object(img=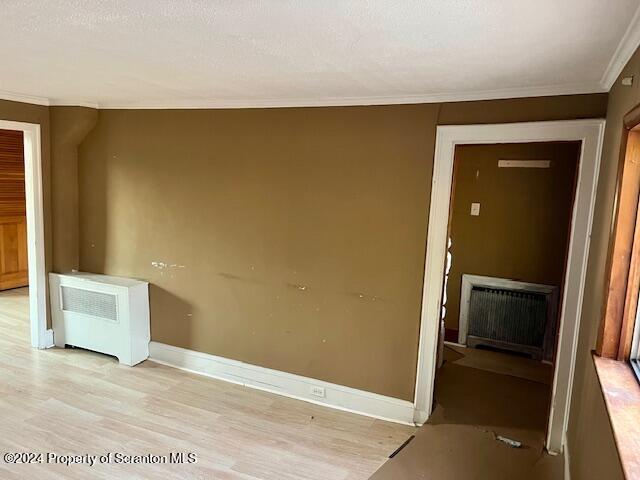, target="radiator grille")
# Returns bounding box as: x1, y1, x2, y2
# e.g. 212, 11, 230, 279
468, 287, 547, 348
61, 286, 118, 322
